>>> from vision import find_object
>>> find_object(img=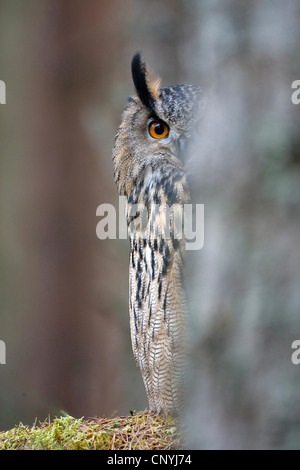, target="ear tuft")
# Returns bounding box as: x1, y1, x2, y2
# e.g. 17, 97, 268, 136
147, 73, 161, 101
131, 53, 161, 110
